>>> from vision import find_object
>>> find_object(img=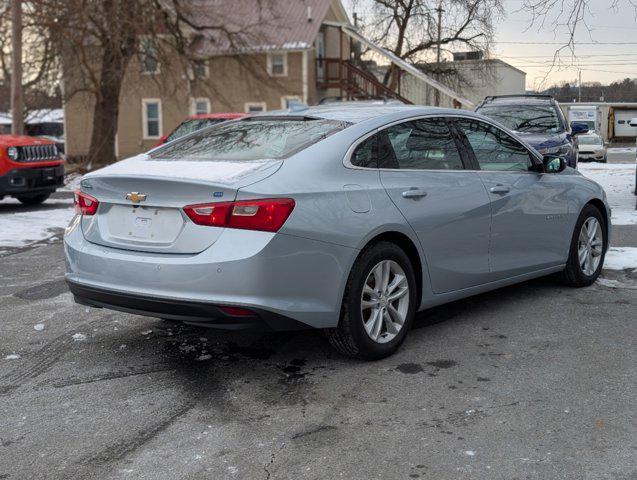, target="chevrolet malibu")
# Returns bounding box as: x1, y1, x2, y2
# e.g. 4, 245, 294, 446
65, 105, 611, 359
